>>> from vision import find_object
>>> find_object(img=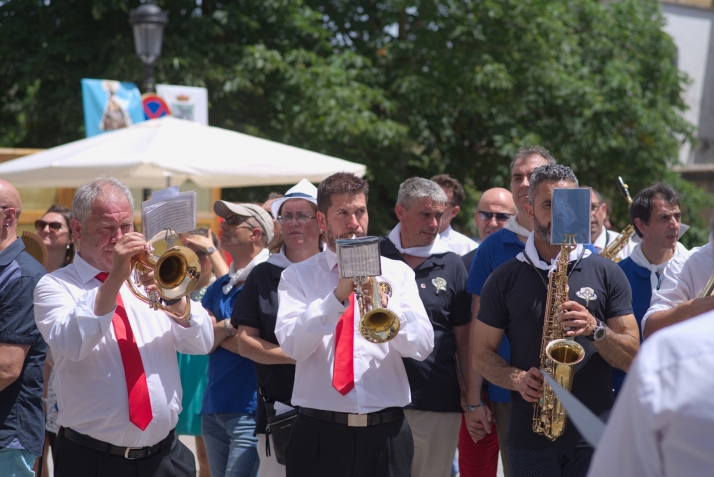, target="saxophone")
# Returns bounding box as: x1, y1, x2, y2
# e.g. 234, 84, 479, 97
600, 177, 635, 263
532, 234, 586, 441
